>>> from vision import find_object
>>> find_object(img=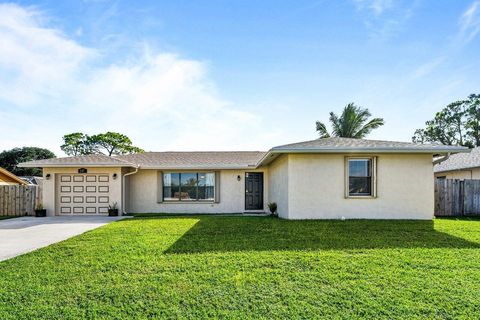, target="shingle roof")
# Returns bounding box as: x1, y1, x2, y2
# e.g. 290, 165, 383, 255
116, 152, 266, 169
434, 147, 479, 173
271, 137, 467, 153
18, 154, 135, 168
18, 152, 267, 169
18, 138, 469, 169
